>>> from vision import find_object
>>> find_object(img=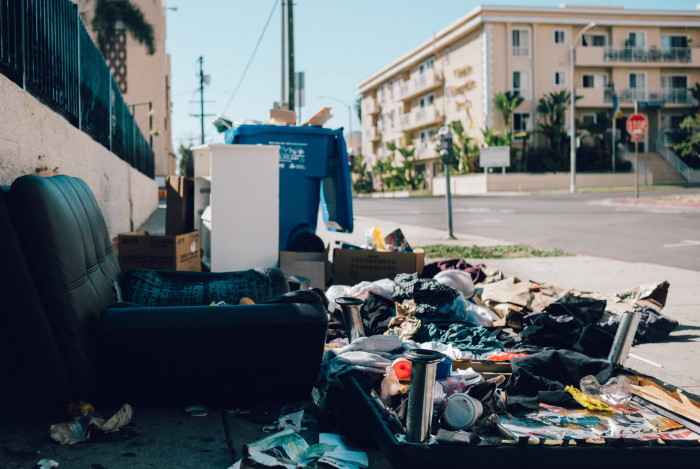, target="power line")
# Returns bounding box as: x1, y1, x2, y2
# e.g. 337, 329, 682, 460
220, 0, 279, 116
